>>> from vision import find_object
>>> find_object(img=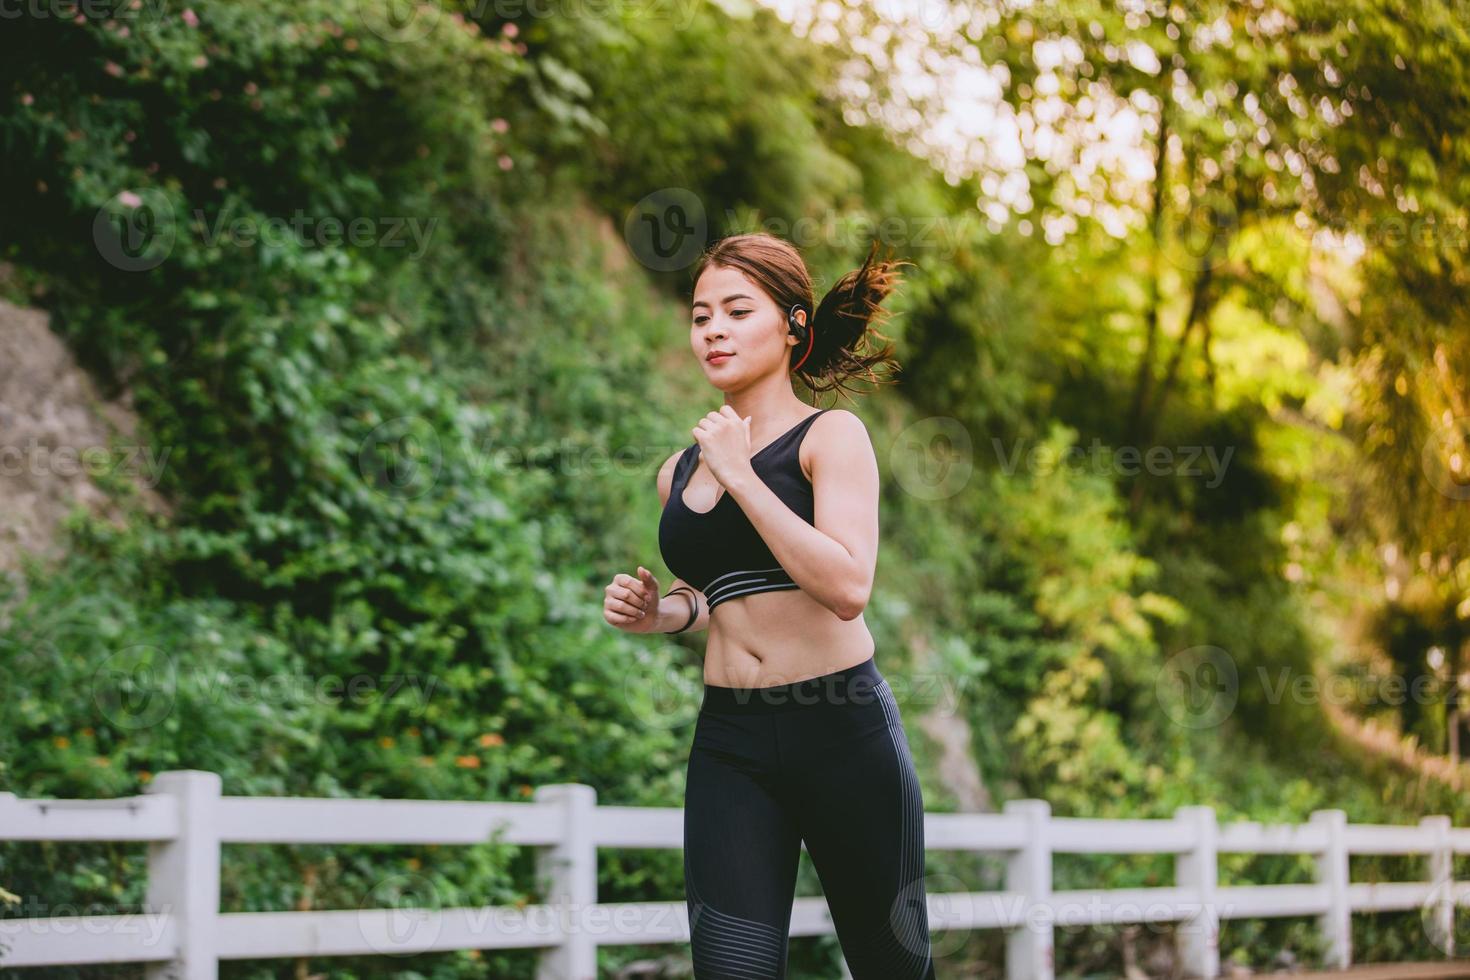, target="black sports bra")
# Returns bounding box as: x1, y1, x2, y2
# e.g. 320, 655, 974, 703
658, 410, 830, 611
